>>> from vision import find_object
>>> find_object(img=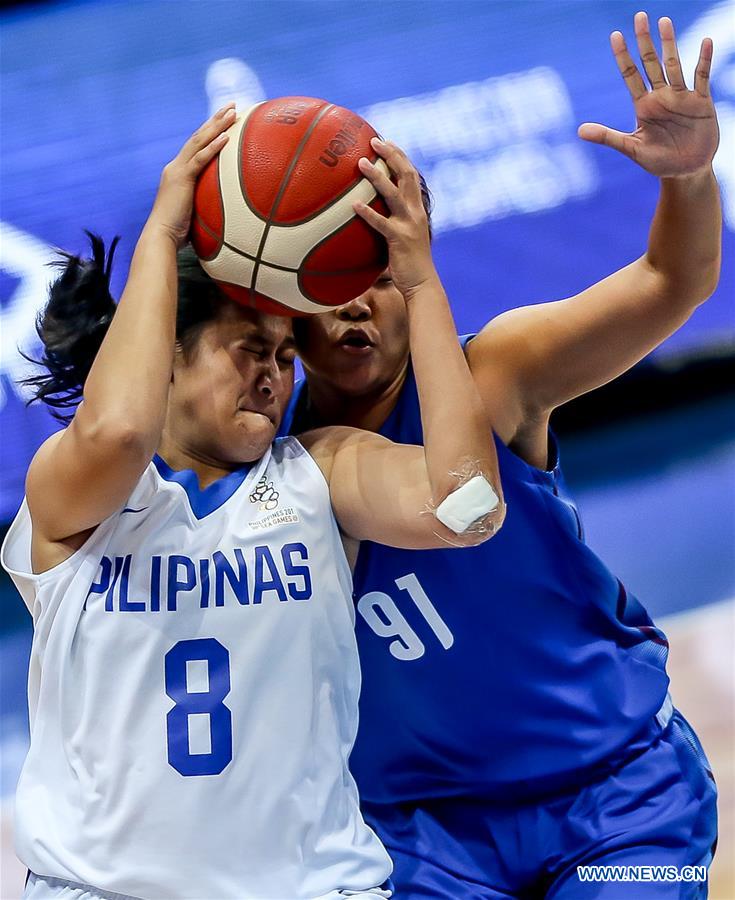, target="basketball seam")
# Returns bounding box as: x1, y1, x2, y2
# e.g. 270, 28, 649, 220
193, 212, 223, 261
213, 146, 225, 259
264, 148, 383, 229
296, 196, 388, 304
191, 136, 228, 261
205, 234, 383, 278
250, 102, 335, 306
